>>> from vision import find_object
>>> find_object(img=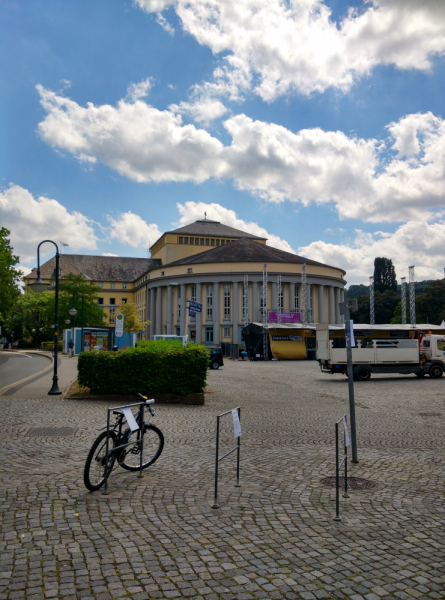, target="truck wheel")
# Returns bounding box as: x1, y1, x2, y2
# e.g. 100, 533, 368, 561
429, 365, 443, 379
356, 366, 371, 381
